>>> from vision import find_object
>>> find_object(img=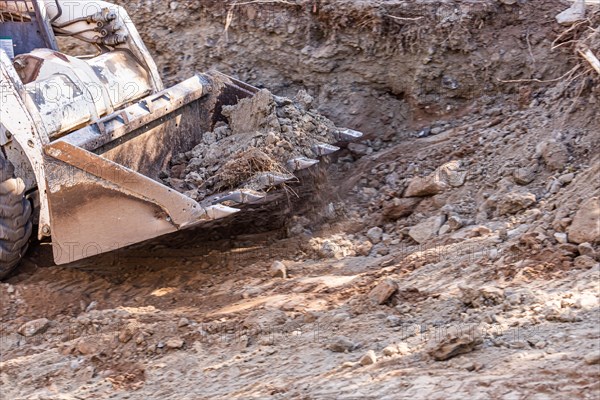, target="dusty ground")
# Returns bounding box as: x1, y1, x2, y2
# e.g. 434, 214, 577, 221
2, 0, 600, 399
